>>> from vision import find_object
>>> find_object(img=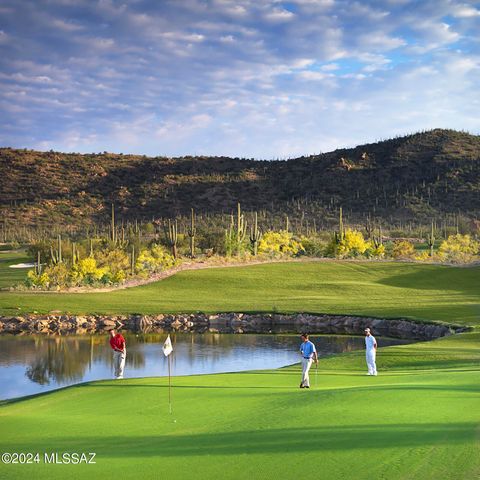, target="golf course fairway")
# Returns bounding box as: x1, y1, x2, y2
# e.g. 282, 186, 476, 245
1, 261, 479, 479
1, 261, 479, 325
